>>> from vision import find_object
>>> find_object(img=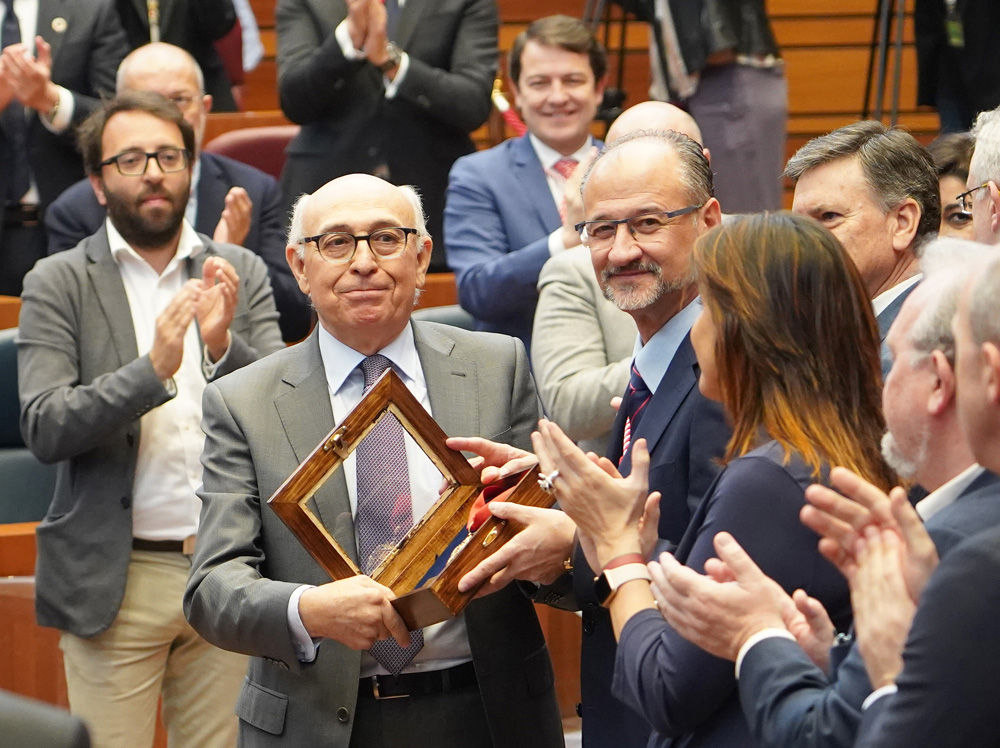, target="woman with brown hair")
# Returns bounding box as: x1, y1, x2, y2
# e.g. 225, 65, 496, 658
533, 211, 895, 748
